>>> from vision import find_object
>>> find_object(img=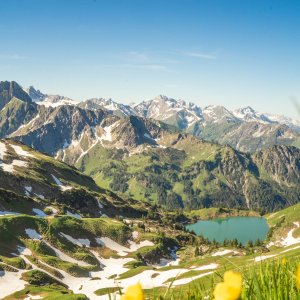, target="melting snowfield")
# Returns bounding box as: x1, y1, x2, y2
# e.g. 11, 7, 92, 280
51, 174, 73, 191
281, 222, 300, 247
11, 228, 220, 299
